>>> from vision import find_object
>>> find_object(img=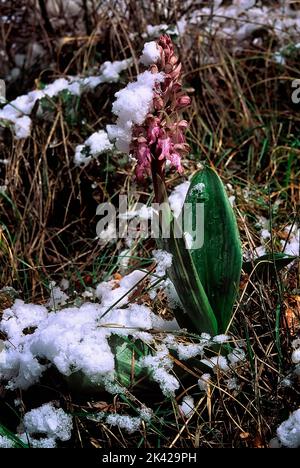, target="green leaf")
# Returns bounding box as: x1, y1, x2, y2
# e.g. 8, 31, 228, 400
0, 424, 29, 448
156, 176, 218, 335
185, 167, 242, 333
243, 253, 297, 276
109, 335, 152, 388
64, 335, 152, 394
